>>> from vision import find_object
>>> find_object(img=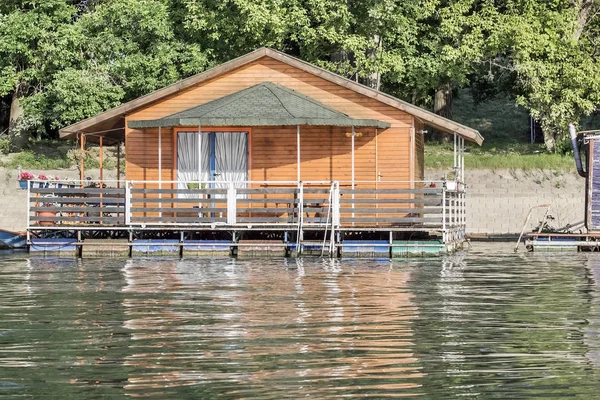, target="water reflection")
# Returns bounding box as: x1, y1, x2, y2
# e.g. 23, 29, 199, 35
120, 257, 421, 397
0, 244, 599, 398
